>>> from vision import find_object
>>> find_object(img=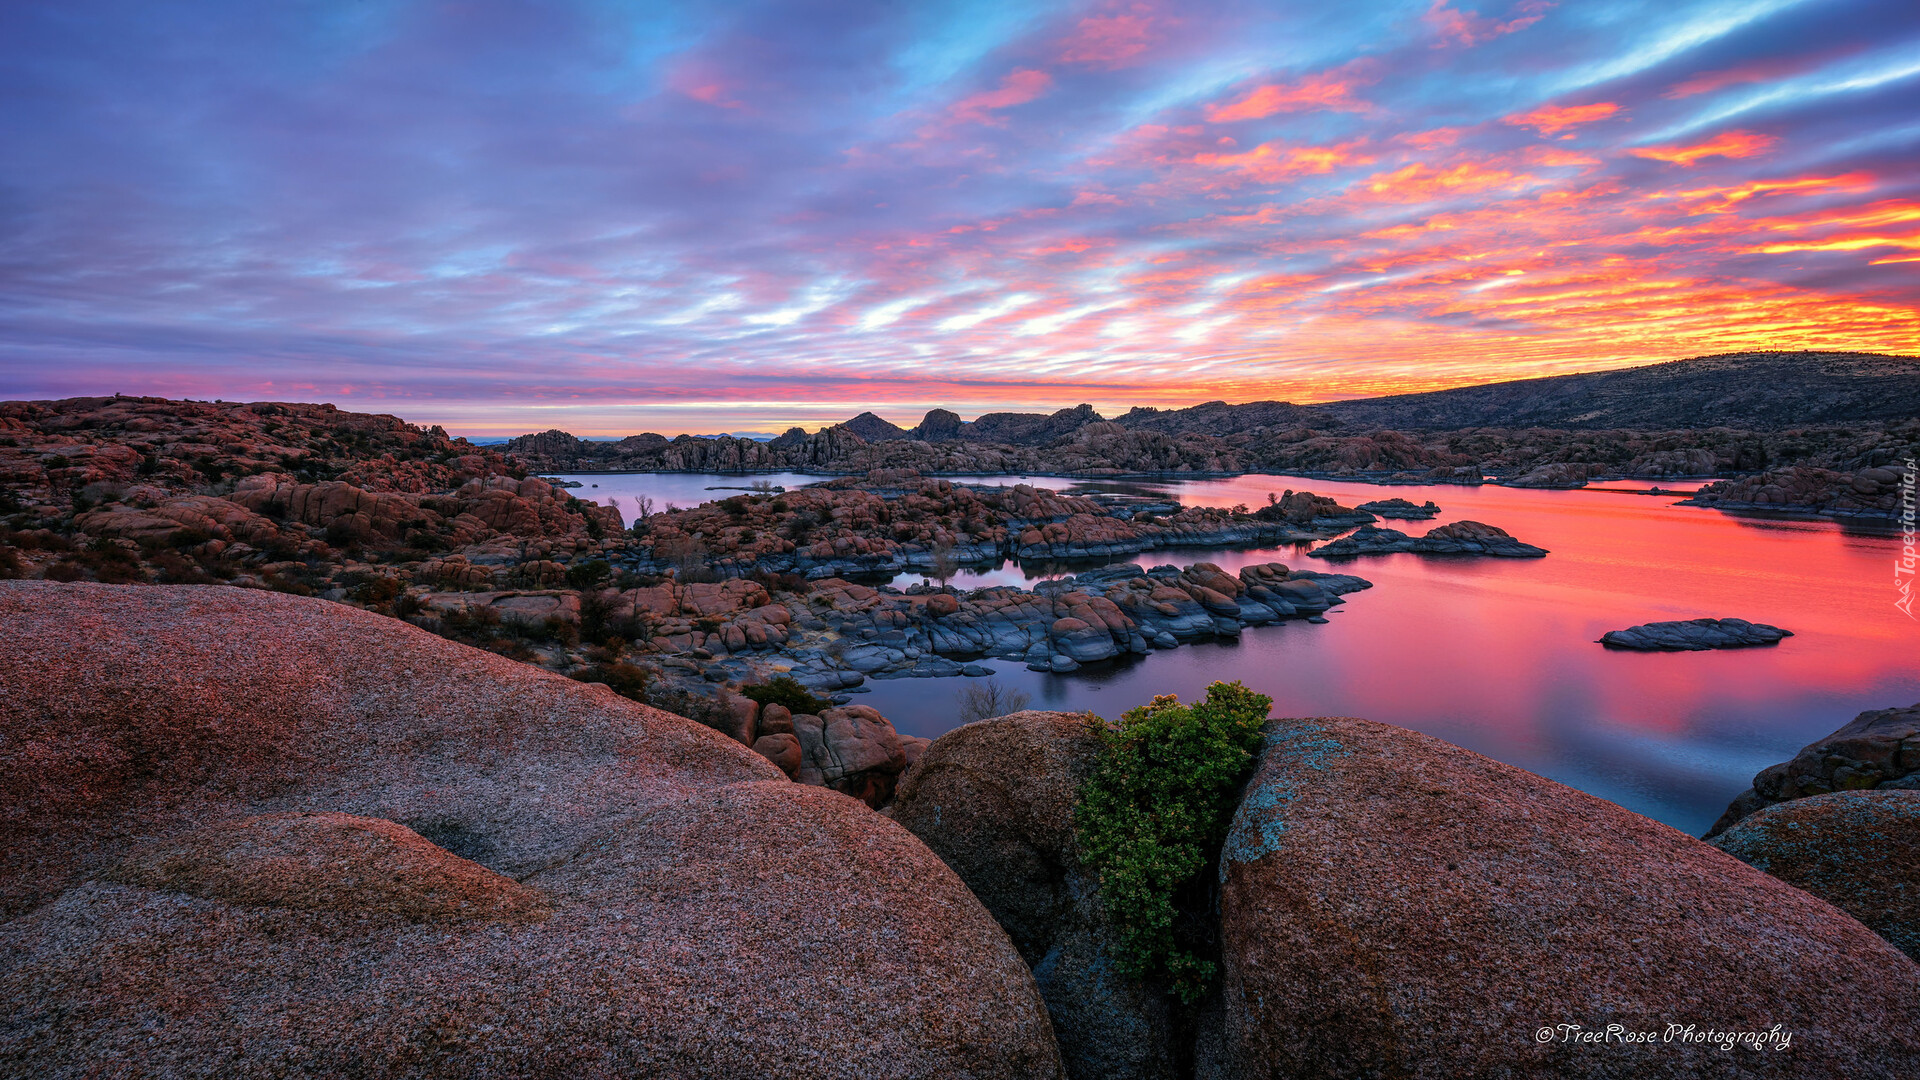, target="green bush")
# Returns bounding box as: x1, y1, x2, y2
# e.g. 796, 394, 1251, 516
571, 661, 651, 702
566, 559, 611, 590
740, 675, 831, 715
1074, 680, 1272, 1005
